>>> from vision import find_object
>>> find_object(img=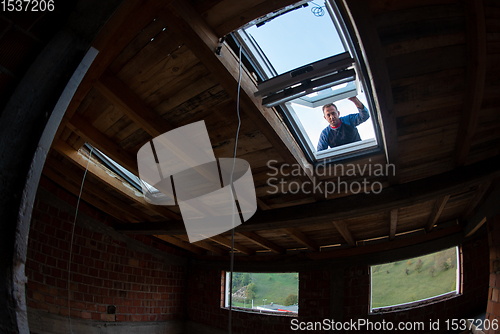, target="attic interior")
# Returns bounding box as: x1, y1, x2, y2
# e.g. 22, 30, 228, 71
1, 0, 500, 333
